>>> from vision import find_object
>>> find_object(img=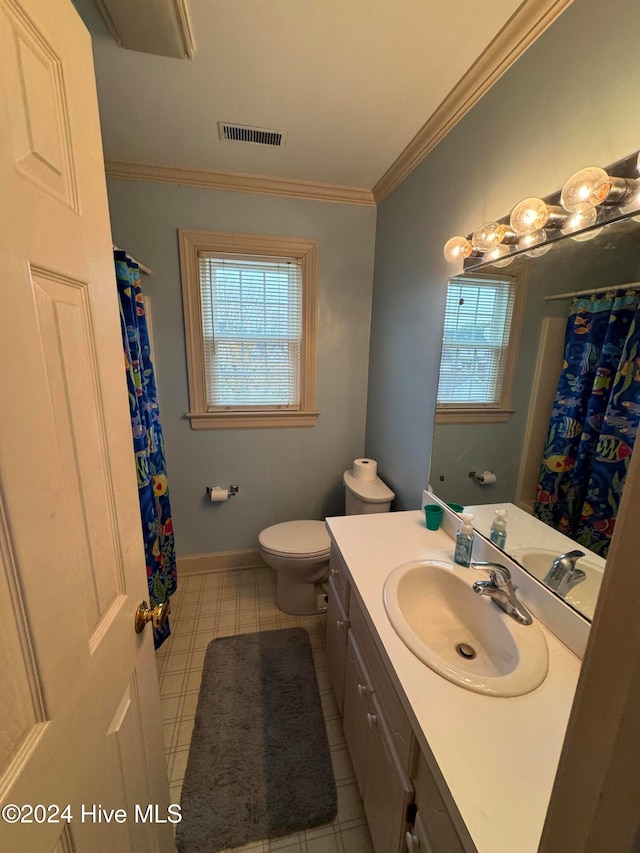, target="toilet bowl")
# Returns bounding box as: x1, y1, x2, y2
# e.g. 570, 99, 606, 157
258, 520, 331, 615
258, 467, 395, 616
